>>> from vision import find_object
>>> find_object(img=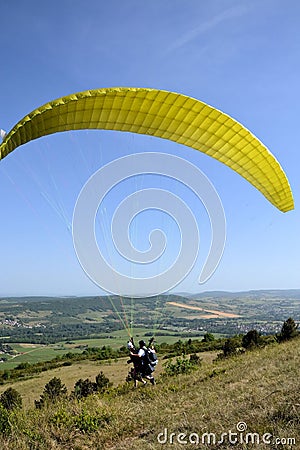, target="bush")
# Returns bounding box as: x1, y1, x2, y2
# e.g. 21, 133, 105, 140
189, 353, 202, 366
72, 372, 112, 399
0, 404, 11, 435
35, 377, 67, 408
217, 338, 240, 359
62, 361, 72, 367
50, 407, 73, 428
50, 407, 111, 434
73, 378, 95, 399
242, 329, 261, 349
202, 333, 215, 342
0, 387, 22, 410
164, 355, 196, 376
223, 338, 238, 357
74, 410, 105, 433
15, 362, 31, 370
94, 371, 112, 393
277, 318, 299, 342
